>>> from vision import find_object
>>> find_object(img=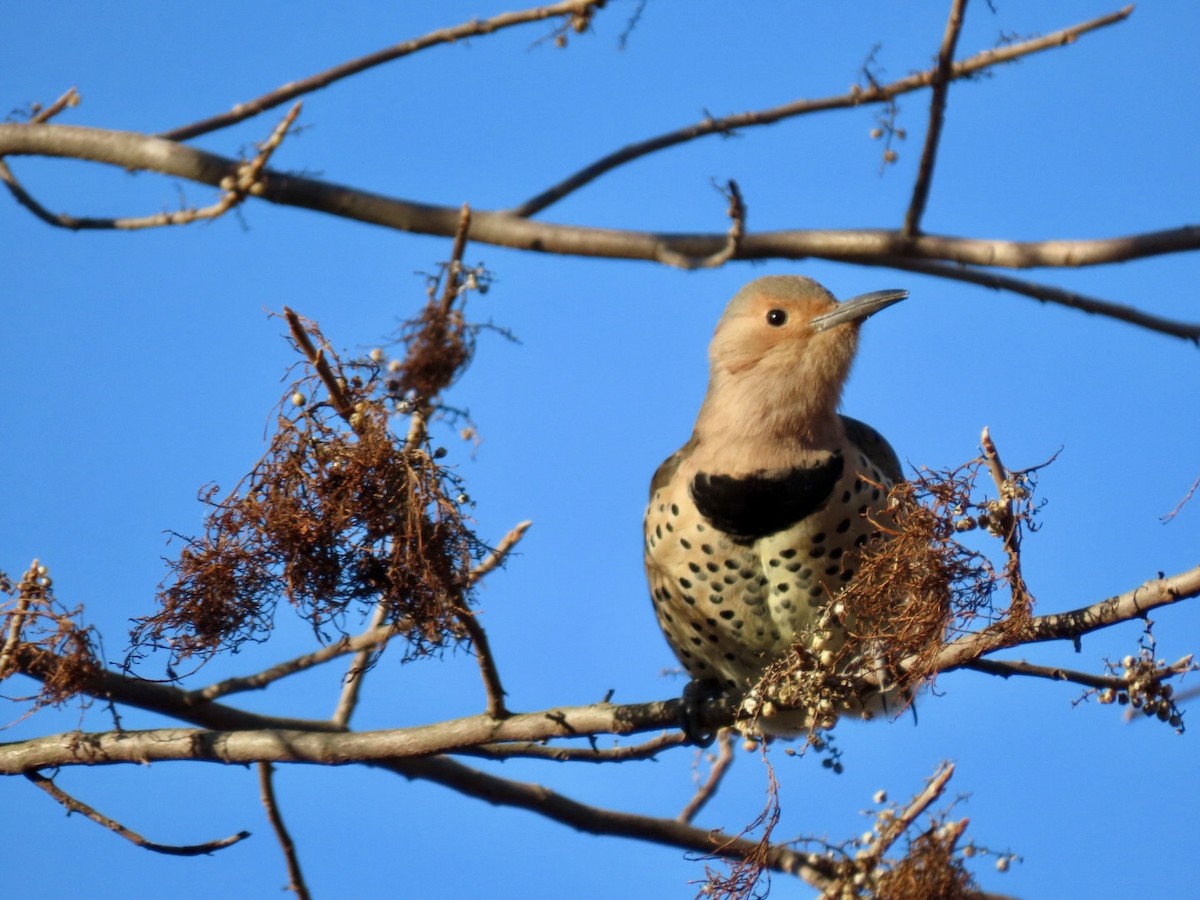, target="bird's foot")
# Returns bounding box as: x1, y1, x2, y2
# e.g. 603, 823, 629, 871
679, 679, 727, 747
